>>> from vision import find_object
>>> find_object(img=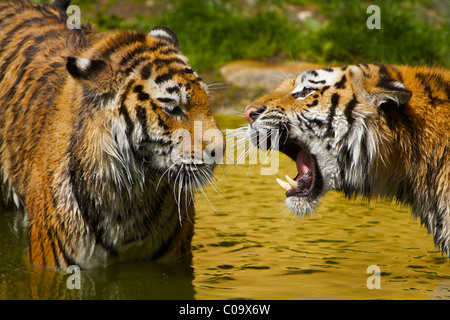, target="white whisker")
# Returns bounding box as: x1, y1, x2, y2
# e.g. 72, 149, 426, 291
191, 164, 219, 214
157, 161, 178, 190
